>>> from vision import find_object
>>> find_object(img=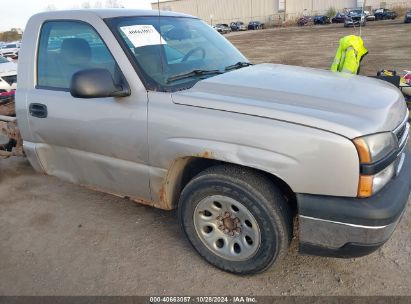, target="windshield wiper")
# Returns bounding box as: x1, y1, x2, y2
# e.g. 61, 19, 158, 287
167, 69, 223, 83
225, 61, 253, 71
